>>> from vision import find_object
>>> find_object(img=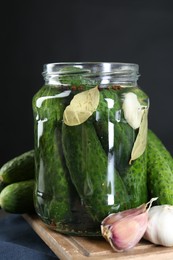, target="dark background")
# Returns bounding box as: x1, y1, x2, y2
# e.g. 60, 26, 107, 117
1, 0, 173, 165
